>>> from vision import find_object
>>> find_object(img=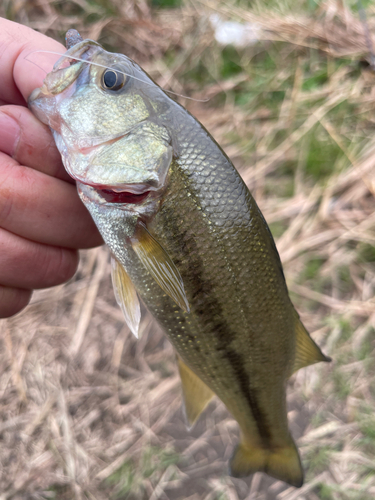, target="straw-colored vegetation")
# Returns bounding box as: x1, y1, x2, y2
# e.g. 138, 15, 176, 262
1, 0, 375, 498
